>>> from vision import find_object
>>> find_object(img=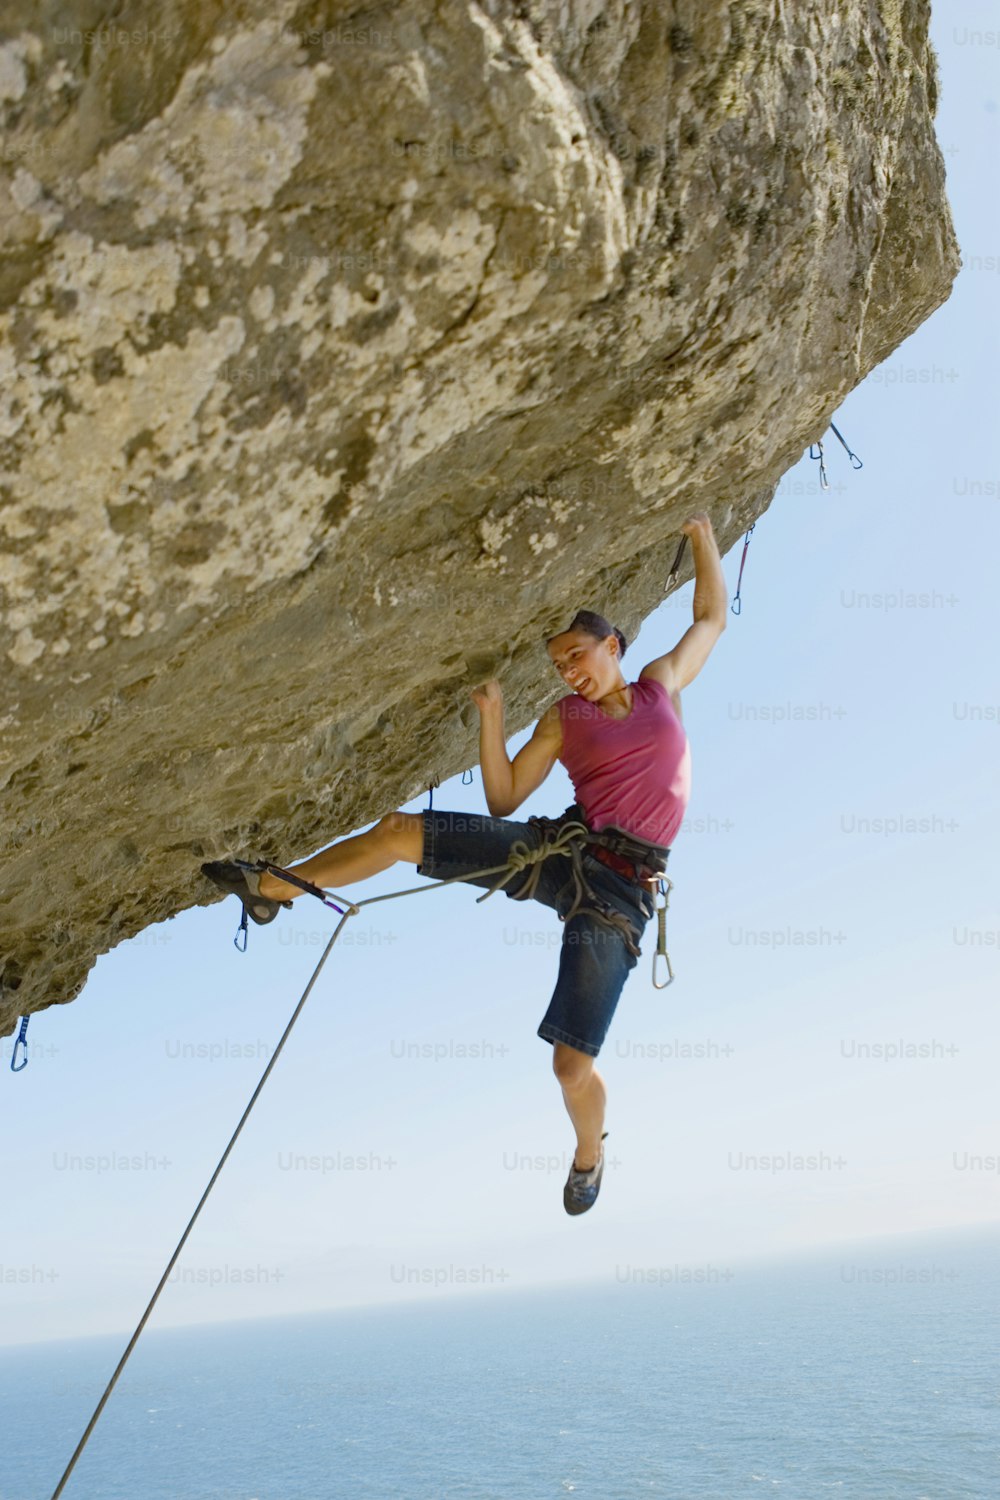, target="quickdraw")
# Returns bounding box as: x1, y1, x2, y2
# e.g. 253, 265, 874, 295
731, 522, 755, 615
10, 1014, 29, 1072
809, 419, 863, 491
649, 876, 675, 989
